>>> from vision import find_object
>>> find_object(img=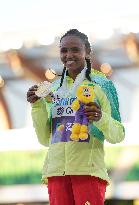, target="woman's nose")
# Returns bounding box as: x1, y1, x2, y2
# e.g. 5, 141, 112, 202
66, 49, 74, 58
